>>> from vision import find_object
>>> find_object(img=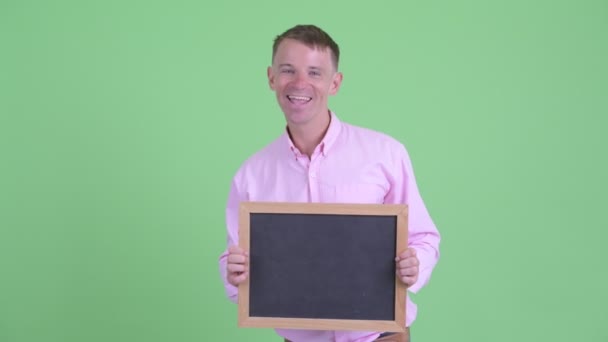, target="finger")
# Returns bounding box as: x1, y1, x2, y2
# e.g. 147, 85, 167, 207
228, 245, 243, 254
228, 275, 239, 287
230, 271, 249, 285
397, 248, 416, 260
399, 275, 418, 287
397, 266, 419, 277
398, 257, 419, 268
227, 254, 247, 264
228, 245, 249, 257
227, 263, 247, 273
